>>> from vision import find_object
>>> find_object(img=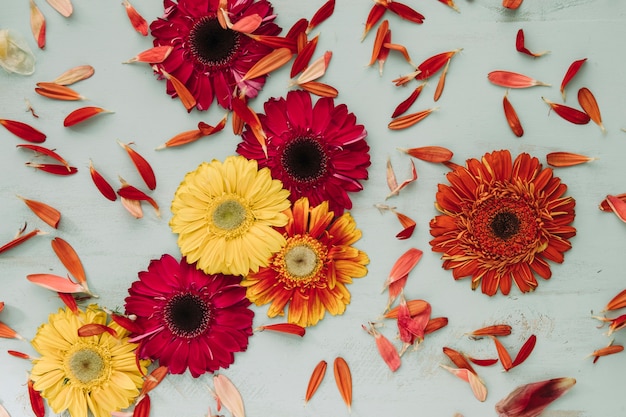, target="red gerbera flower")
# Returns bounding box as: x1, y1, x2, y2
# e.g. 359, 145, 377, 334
236, 90, 371, 214
150, 0, 281, 111
429, 150, 576, 296
124, 254, 254, 377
